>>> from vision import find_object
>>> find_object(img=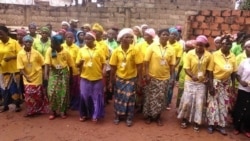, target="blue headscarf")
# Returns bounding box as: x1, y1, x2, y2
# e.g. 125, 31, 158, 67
75, 30, 85, 47
168, 27, 179, 35
52, 34, 64, 45
22, 35, 33, 42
